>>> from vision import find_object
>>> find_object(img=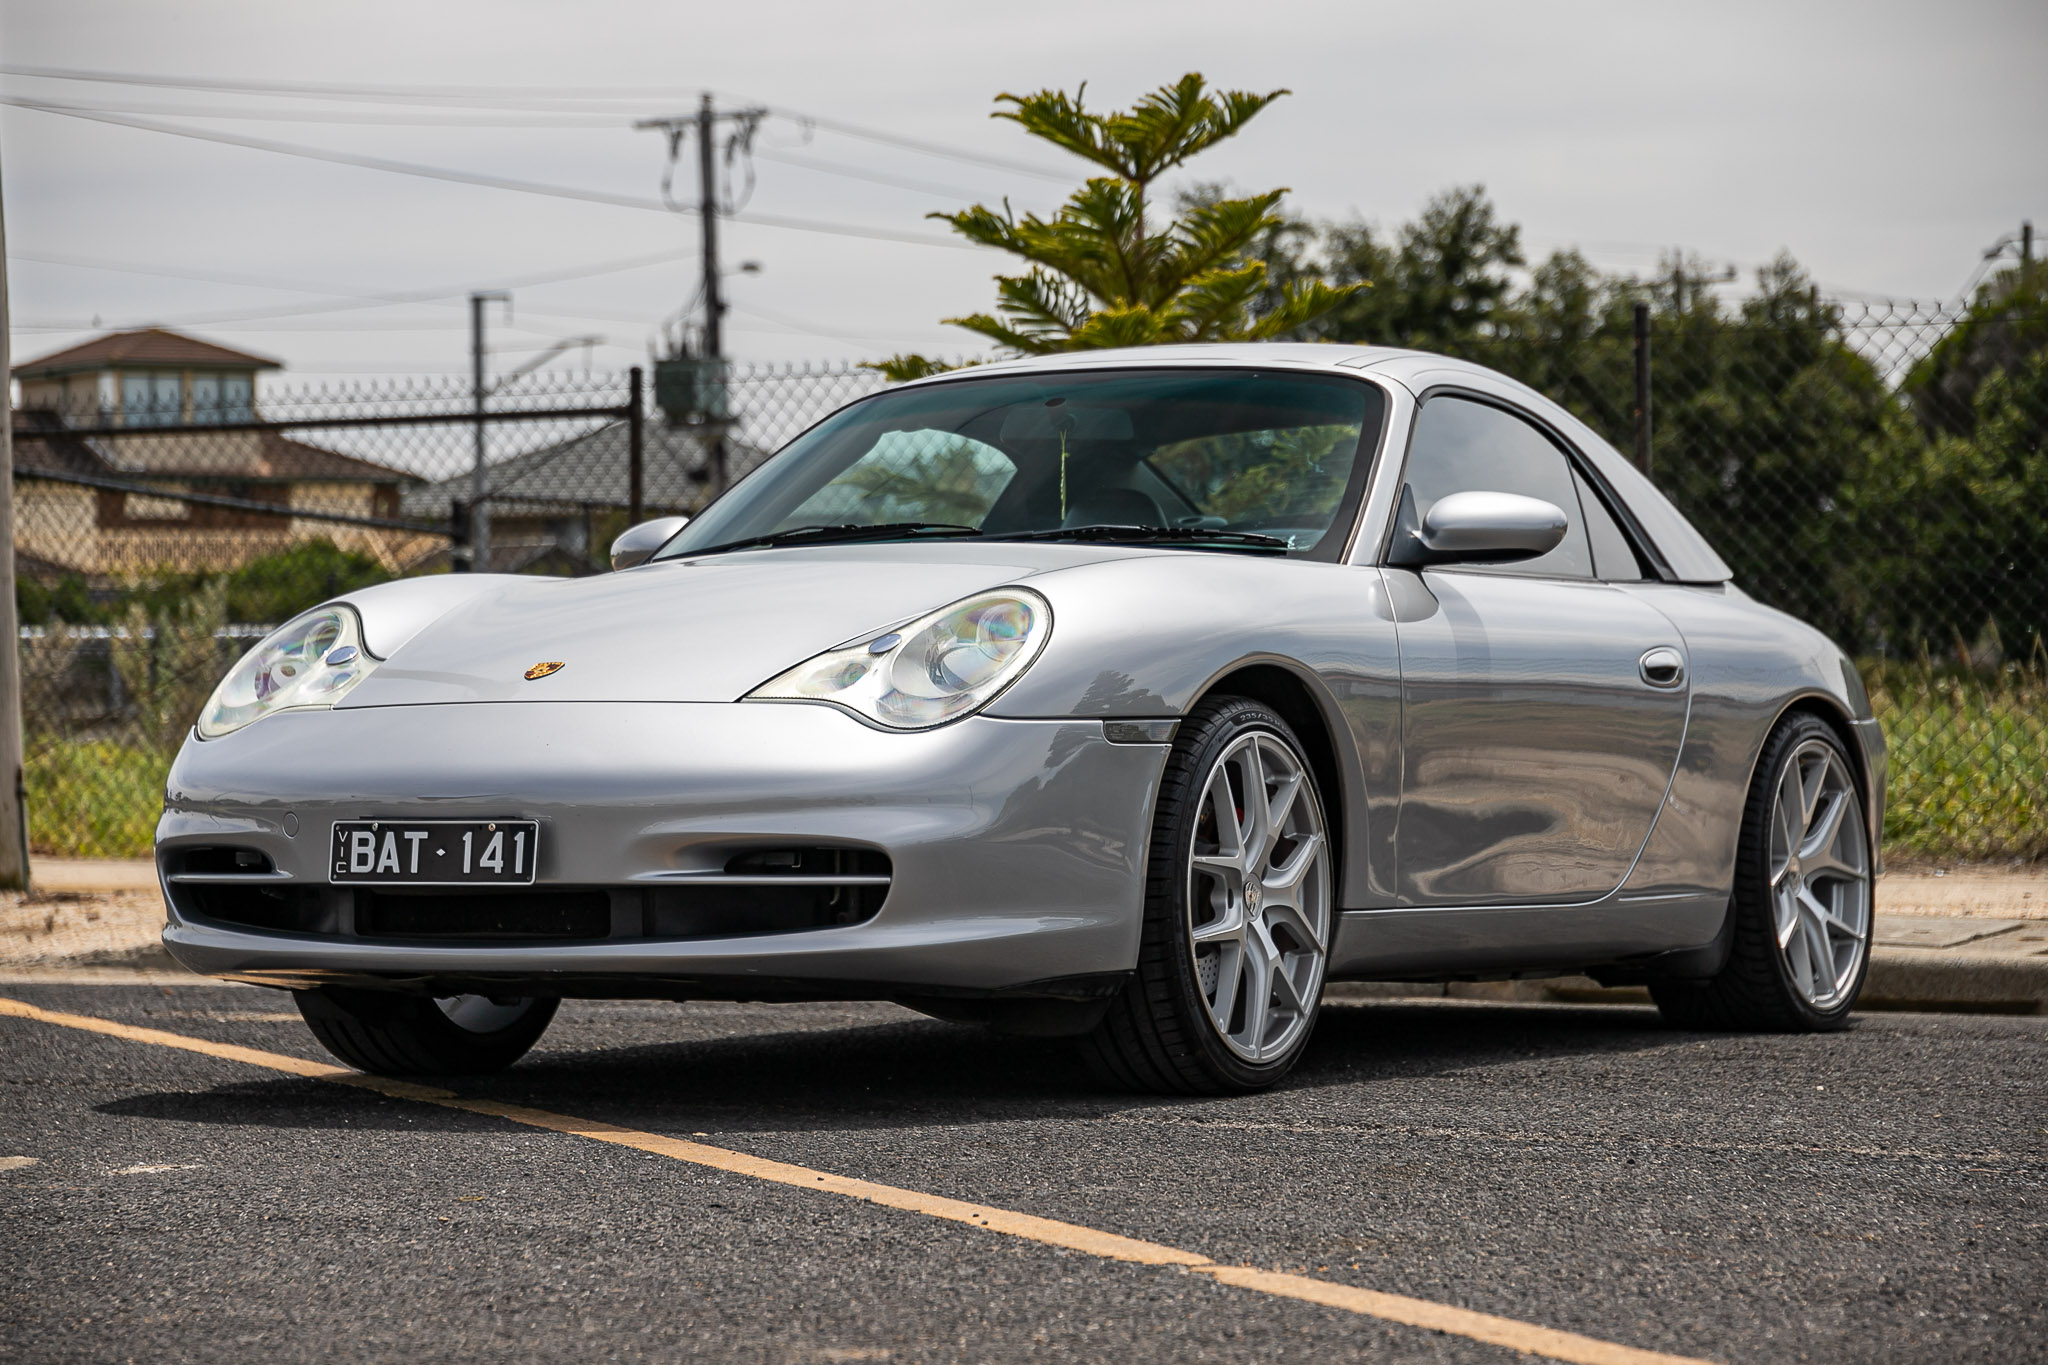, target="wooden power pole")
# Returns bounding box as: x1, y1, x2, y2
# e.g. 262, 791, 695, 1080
0, 153, 32, 889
